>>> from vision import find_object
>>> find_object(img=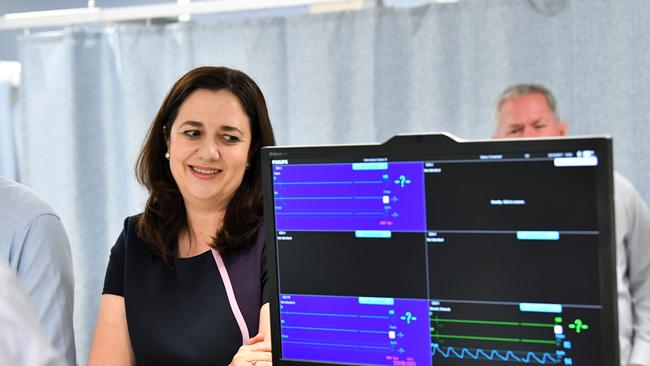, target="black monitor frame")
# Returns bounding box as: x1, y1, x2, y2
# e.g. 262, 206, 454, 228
261, 133, 618, 366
